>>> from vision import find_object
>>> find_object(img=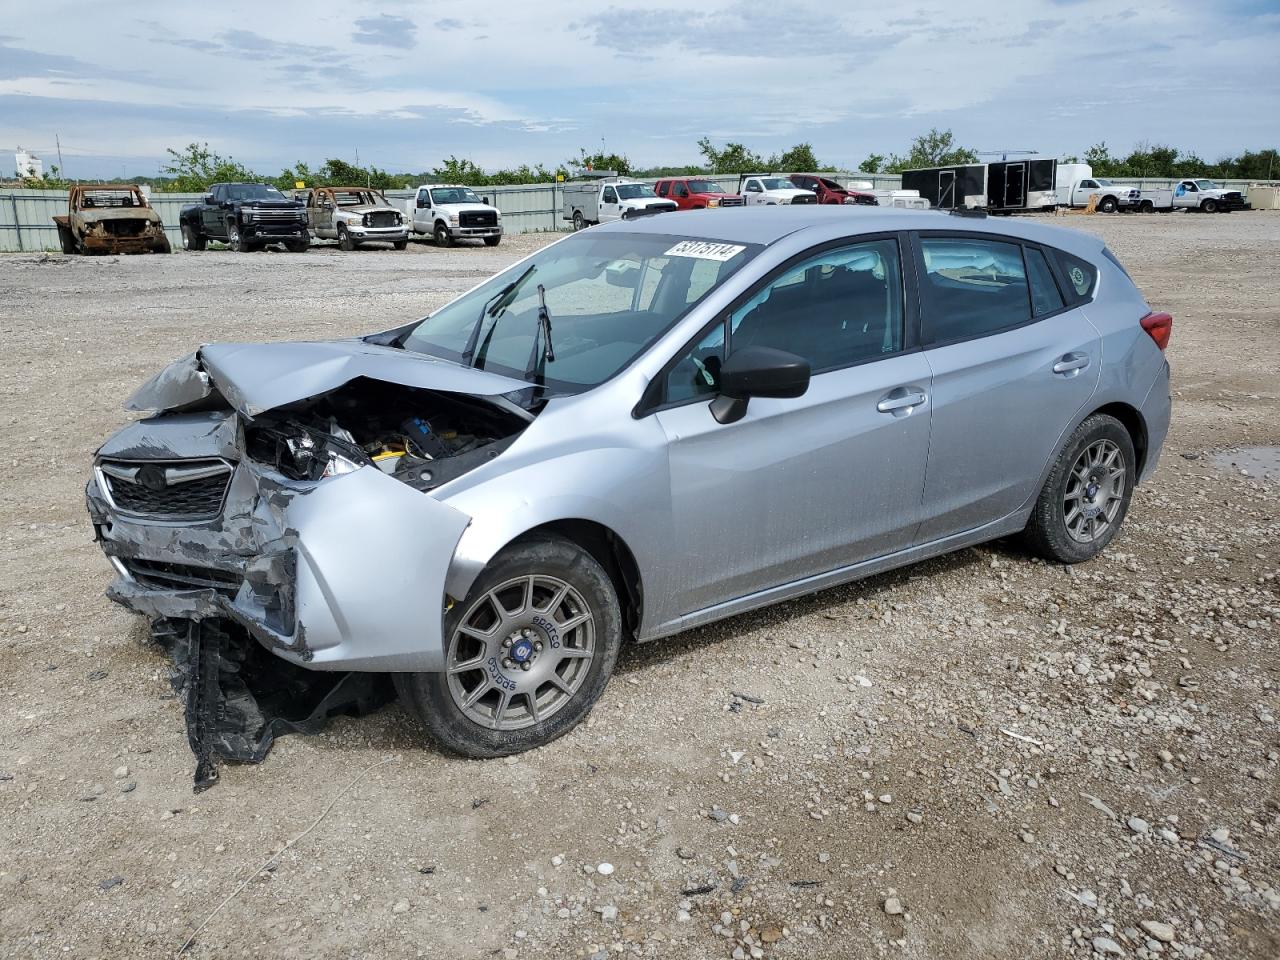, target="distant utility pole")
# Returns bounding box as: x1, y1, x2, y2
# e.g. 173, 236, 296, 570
56, 133, 64, 178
